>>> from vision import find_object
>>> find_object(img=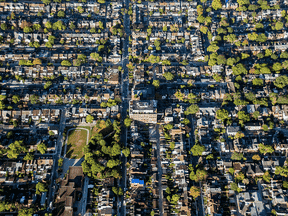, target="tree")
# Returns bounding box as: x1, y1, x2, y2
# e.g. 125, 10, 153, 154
212, 0, 222, 10
252, 78, 263, 86
36, 182, 48, 194
111, 144, 121, 156
229, 168, 235, 175
42, 0, 51, 4
245, 92, 256, 102
275, 21, 283, 30
86, 115, 94, 123
274, 75, 288, 88
184, 104, 199, 115
237, 111, 250, 123
152, 80, 160, 88
163, 72, 174, 81
283, 181, 288, 189
58, 10, 65, 17
0, 23, 7, 31
230, 182, 241, 192
273, 62, 283, 71
259, 143, 274, 155
23, 27, 32, 33
280, 51, 288, 59
44, 81, 52, 89
191, 144, 205, 156
190, 186, 200, 199
164, 124, 173, 130
235, 172, 245, 182
263, 171, 271, 183
37, 143, 47, 154
33, 58, 42, 65
163, 26, 167, 31
252, 111, 260, 120
58, 158, 63, 167
24, 152, 34, 161
232, 63, 248, 75
207, 43, 220, 52
7, 140, 27, 159
18, 208, 35, 216
30, 95, 39, 104
107, 159, 121, 168
90, 53, 103, 62
122, 148, 130, 157
216, 109, 230, 122
190, 169, 208, 182
61, 60, 72, 67
124, 117, 132, 127
12, 95, 20, 104
112, 187, 123, 196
